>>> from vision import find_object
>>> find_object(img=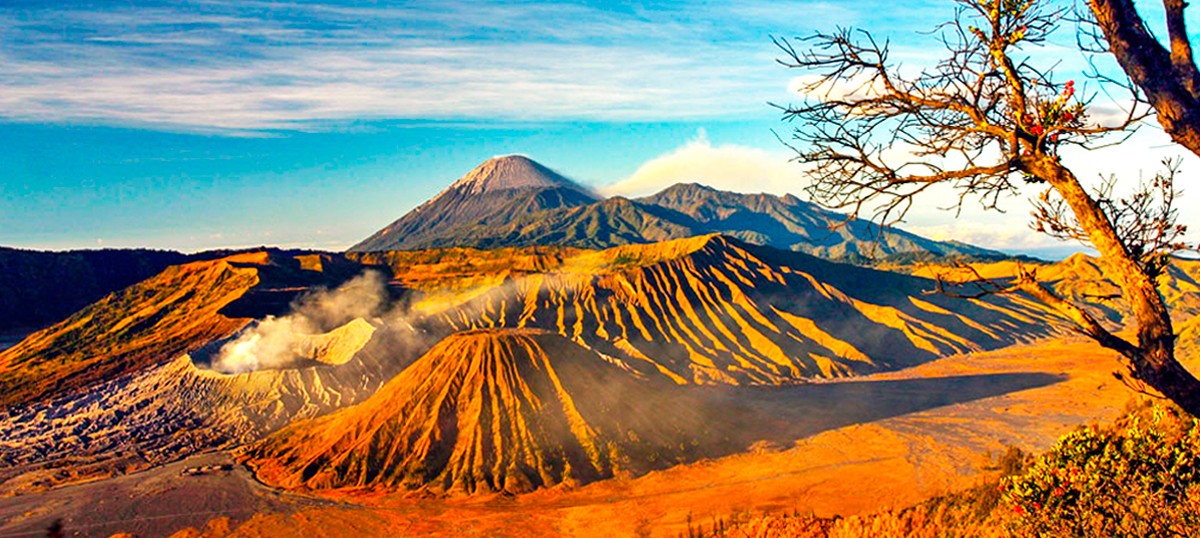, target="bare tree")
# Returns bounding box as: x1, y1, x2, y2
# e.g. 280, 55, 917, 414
1088, 0, 1200, 156
777, 0, 1200, 414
